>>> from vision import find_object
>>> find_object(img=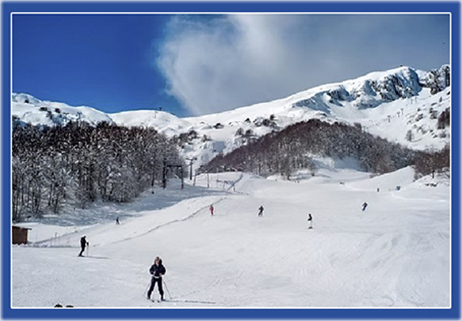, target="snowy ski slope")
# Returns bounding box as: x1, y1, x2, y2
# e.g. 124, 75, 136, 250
12, 165, 450, 309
